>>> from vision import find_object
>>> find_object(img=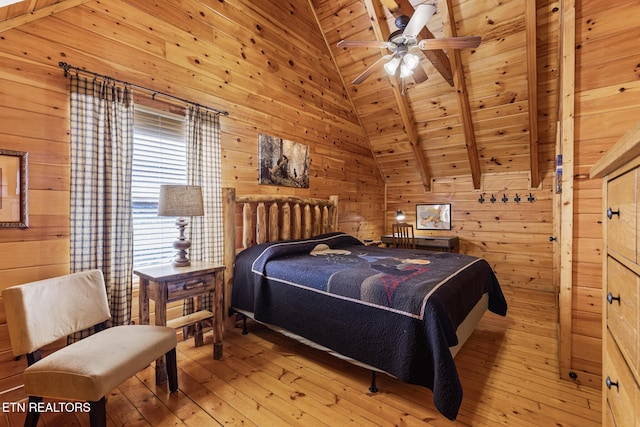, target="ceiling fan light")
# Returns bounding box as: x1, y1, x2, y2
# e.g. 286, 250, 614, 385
403, 53, 420, 70
400, 64, 414, 78
384, 57, 400, 75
